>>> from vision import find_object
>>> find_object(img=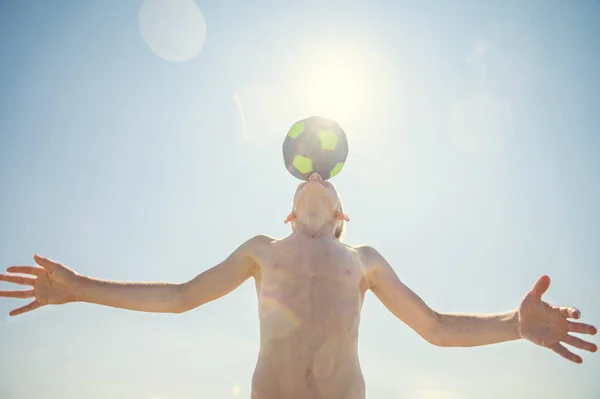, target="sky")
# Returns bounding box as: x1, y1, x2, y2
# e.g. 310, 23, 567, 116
0, 0, 599, 398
